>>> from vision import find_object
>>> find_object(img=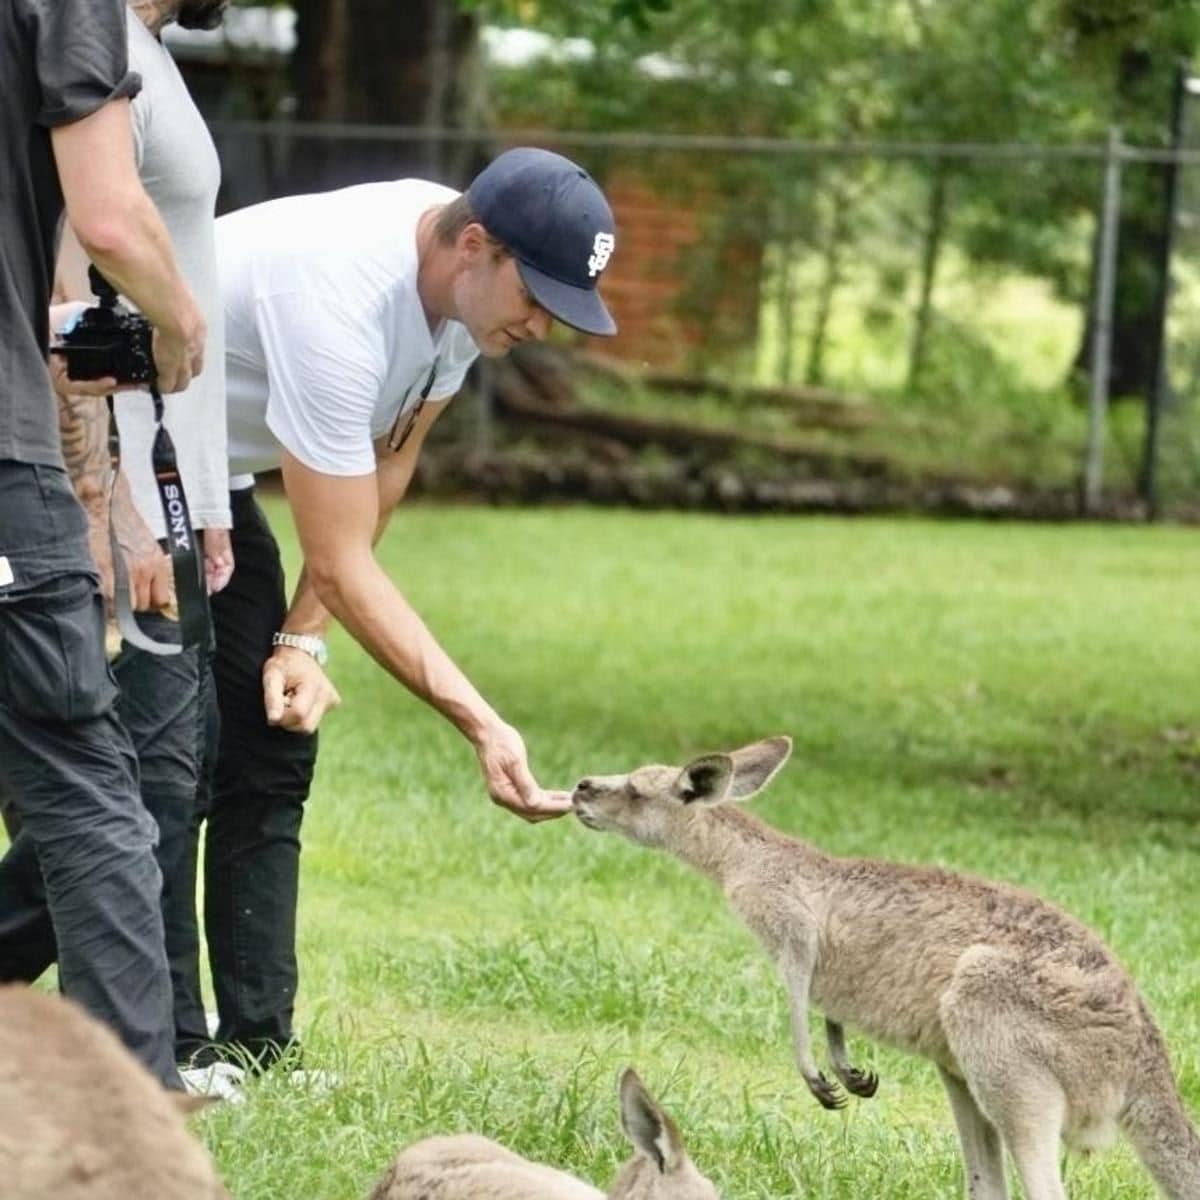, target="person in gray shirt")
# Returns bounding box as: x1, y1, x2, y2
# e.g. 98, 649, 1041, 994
0, 0, 205, 1088
55, 0, 238, 1084
0, 0, 239, 1098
